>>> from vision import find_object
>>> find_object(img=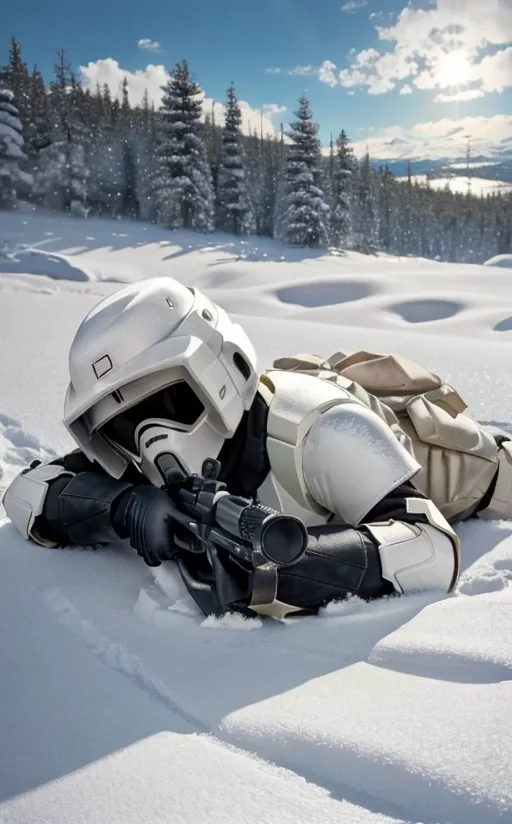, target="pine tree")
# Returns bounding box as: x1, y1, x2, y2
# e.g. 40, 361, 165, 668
26, 66, 50, 161
216, 84, 255, 234
259, 135, 281, 237
154, 60, 214, 232
377, 165, 394, 253
331, 129, 355, 248
0, 82, 28, 208
33, 51, 88, 214
352, 152, 378, 253
278, 96, 330, 248
133, 89, 157, 221
4, 38, 30, 138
